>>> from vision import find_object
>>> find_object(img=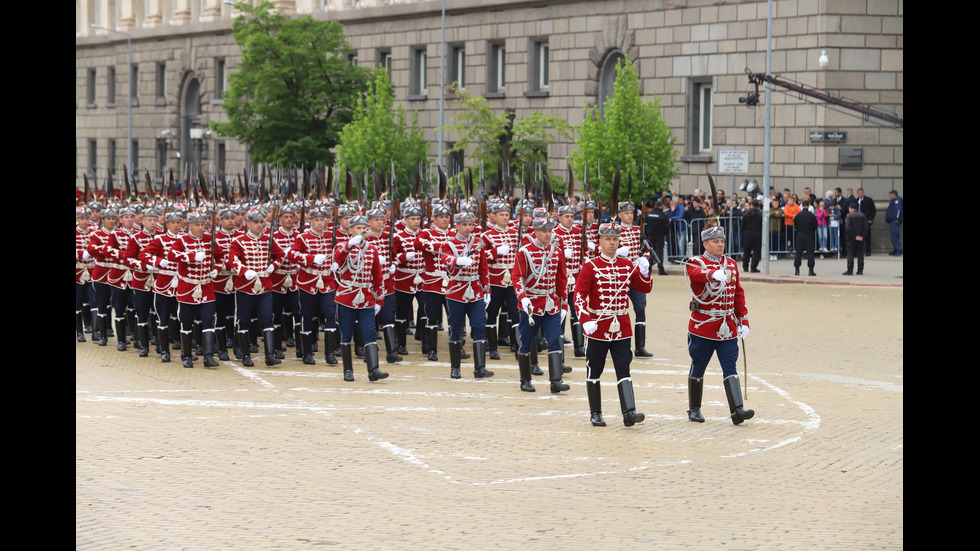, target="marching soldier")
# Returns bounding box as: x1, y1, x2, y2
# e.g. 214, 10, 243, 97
481, 201, 520, 360
139, 211, 183, 363
211, 208, 241, 361
684, 225, 754, 425
553, 205, 585, 357
392, 203, 425, 357
574, 223, 654, 427
512, 216, 569, 394
575, 200, 599, 261
440, 212, 493, 380
228, 208, 286, 368
365, 206, 402, 364
333, 215, 389, 382
616, 201, 654, 358
107, 207, 138, 351
123, 207, 161, 357
415, 204, 454, 361
269, 205, 301, 360
86, 208, 119, 347
168, 212, 220, 368
288, 205, 339, 366
76, 207, 95, 342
